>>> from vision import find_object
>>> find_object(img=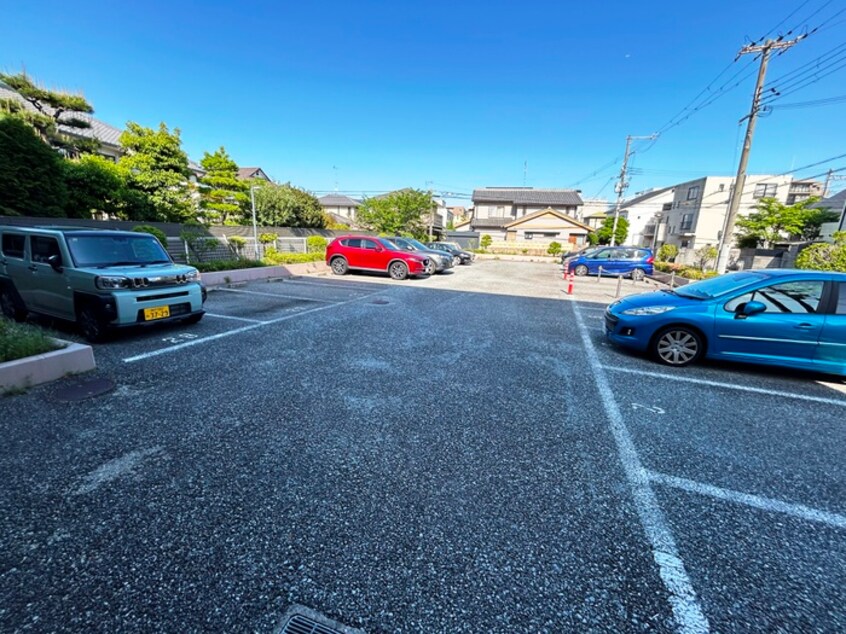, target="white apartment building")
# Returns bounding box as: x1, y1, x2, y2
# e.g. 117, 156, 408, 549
618, 187, 675, 247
